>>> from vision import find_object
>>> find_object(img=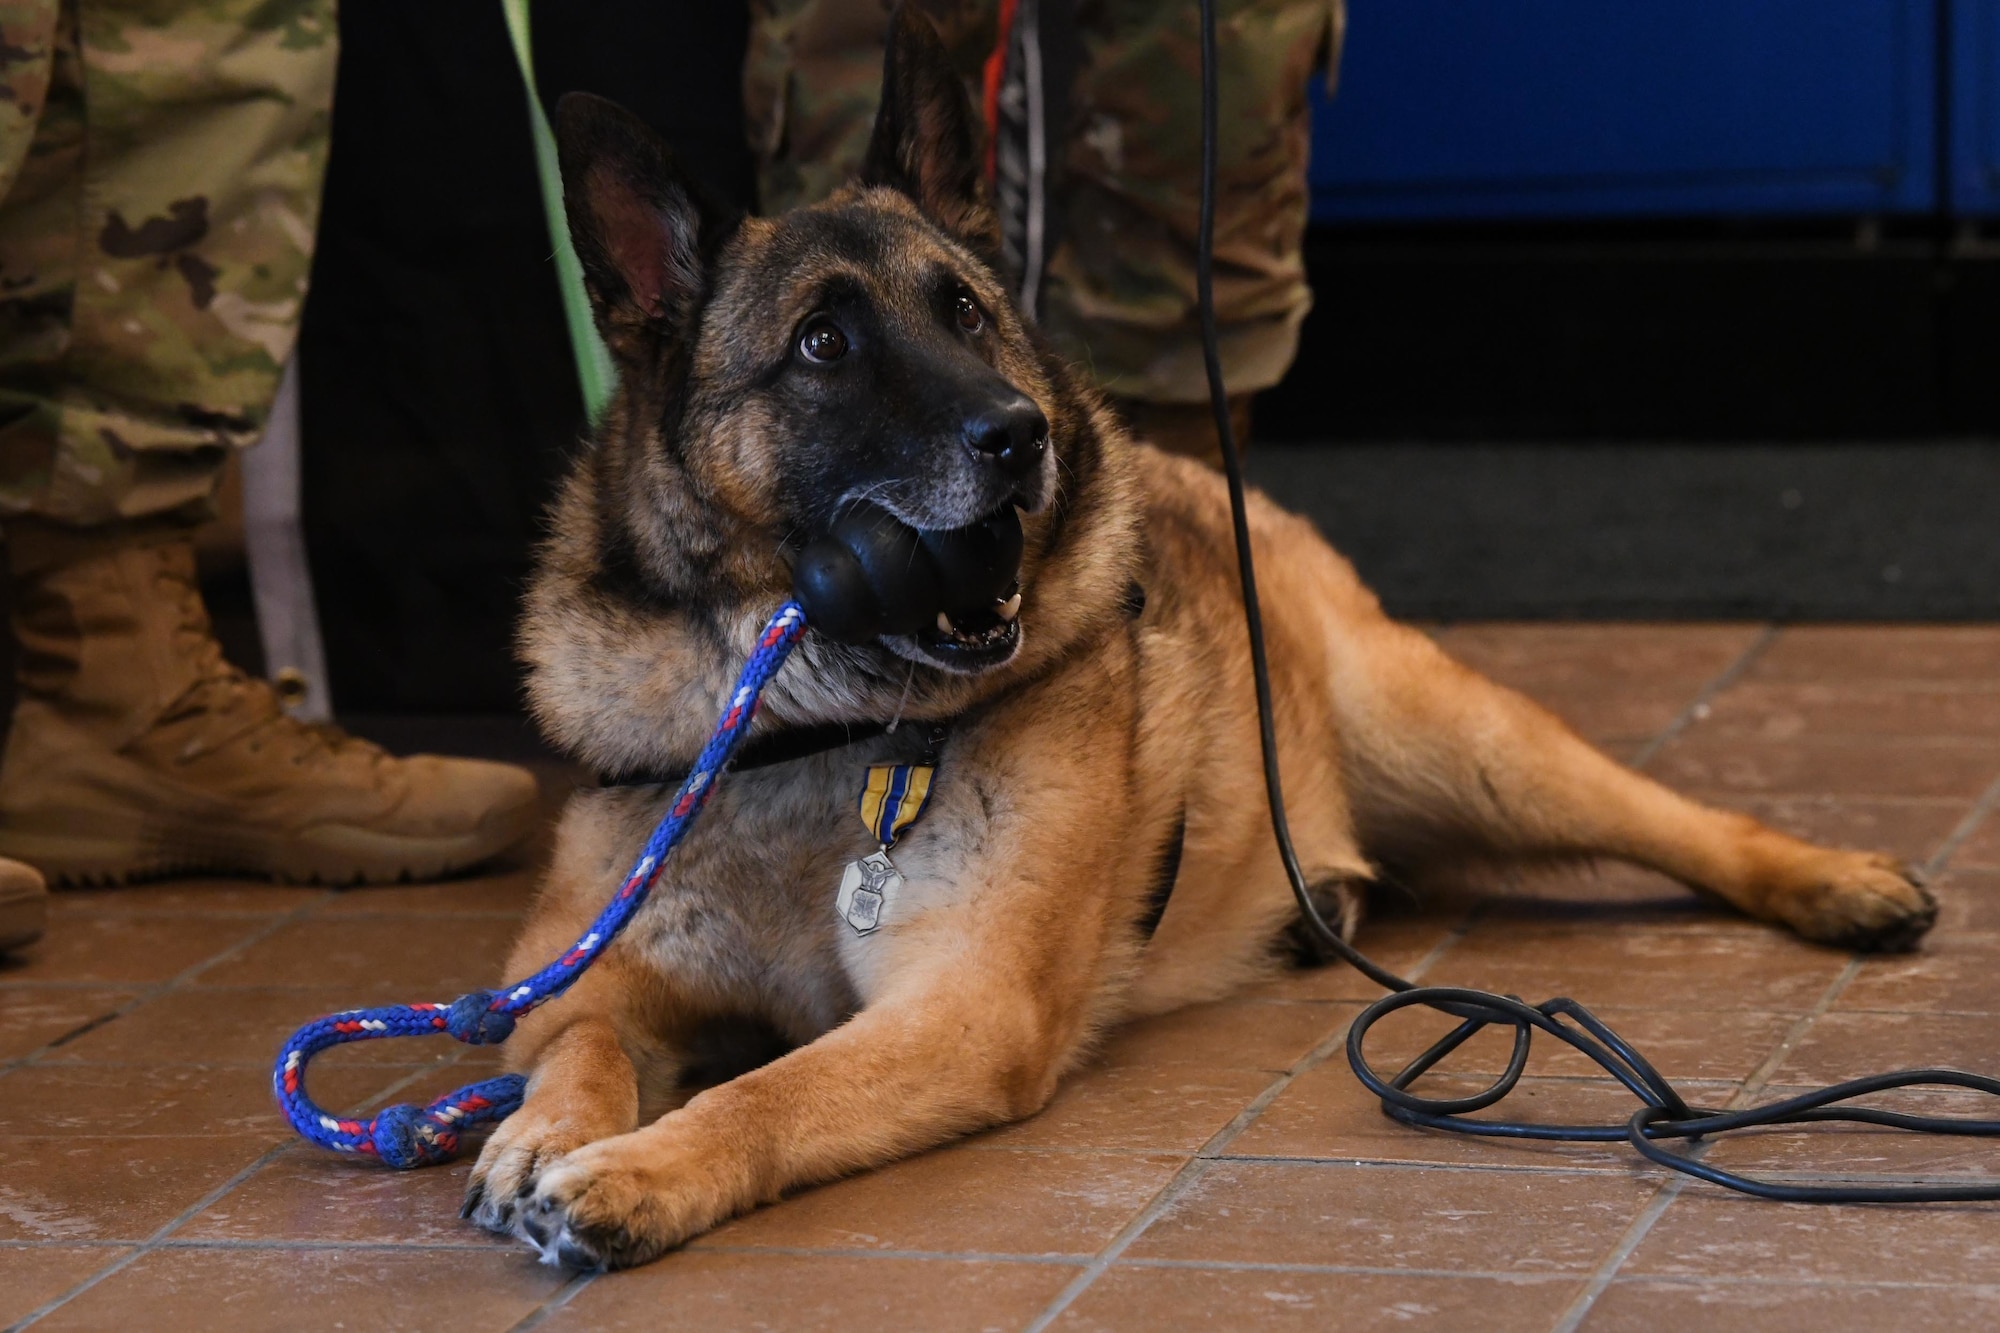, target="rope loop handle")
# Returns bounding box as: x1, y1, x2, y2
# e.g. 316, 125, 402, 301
273, 603, 809, 1167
